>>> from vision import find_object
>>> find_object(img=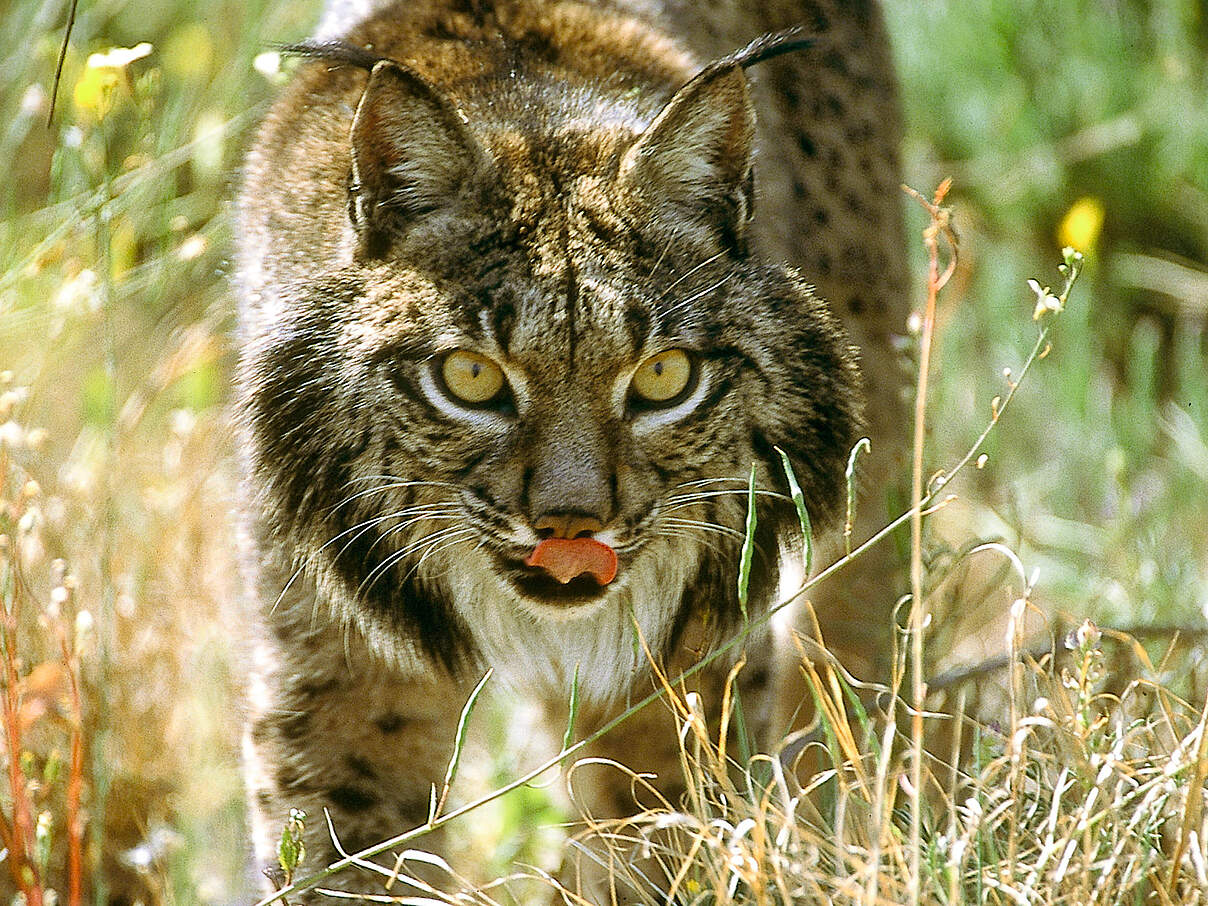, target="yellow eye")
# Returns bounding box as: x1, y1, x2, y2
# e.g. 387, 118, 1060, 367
441, 350, 505, 404
631, 349, 692, 404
